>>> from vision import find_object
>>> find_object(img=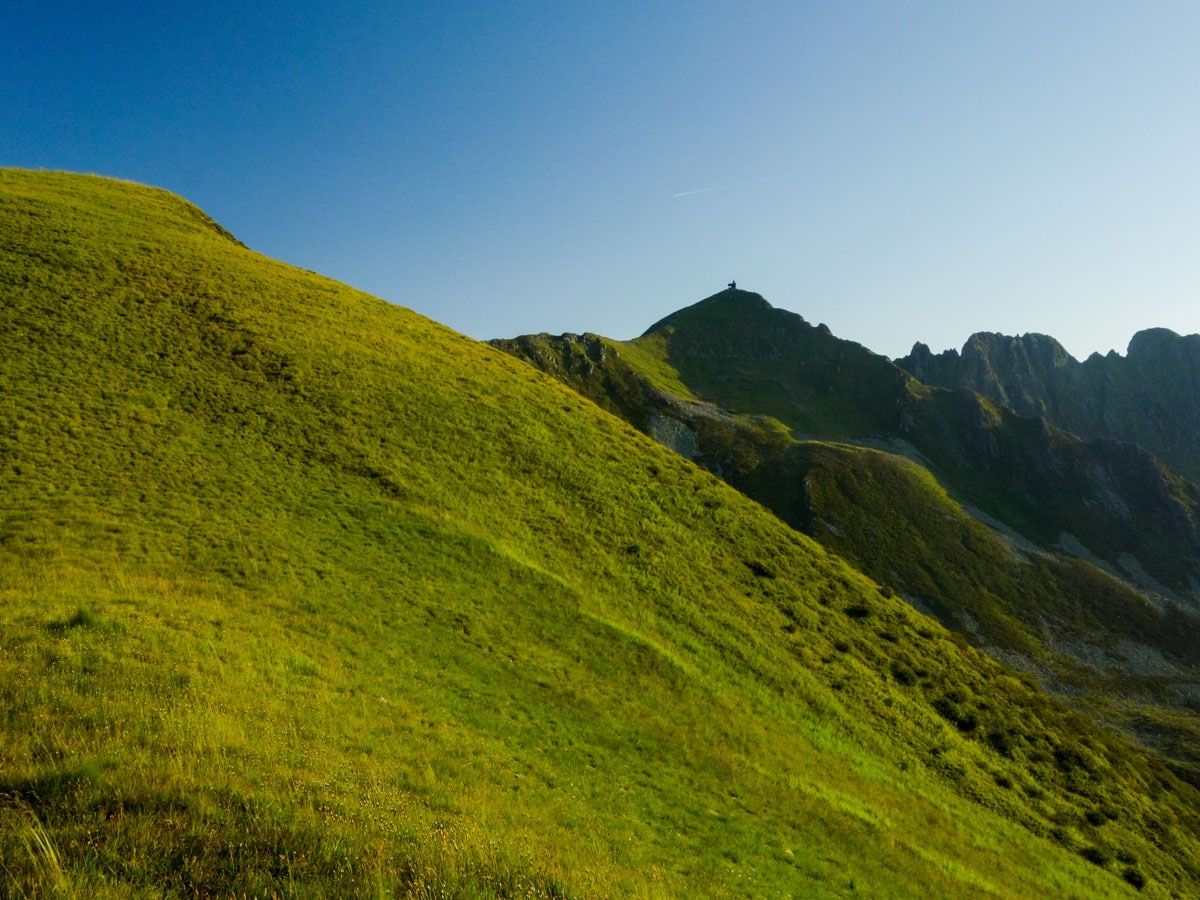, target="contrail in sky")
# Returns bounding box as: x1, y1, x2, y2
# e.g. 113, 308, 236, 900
673, 174, 784, 198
